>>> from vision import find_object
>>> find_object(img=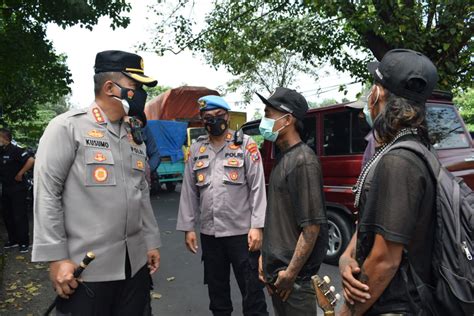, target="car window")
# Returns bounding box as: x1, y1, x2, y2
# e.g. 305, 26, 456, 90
302, 116, 317, 153
242, 123, 265, 155
189, 127, 207, 144
323, 109, 367, 156
426, 105, 470, 149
